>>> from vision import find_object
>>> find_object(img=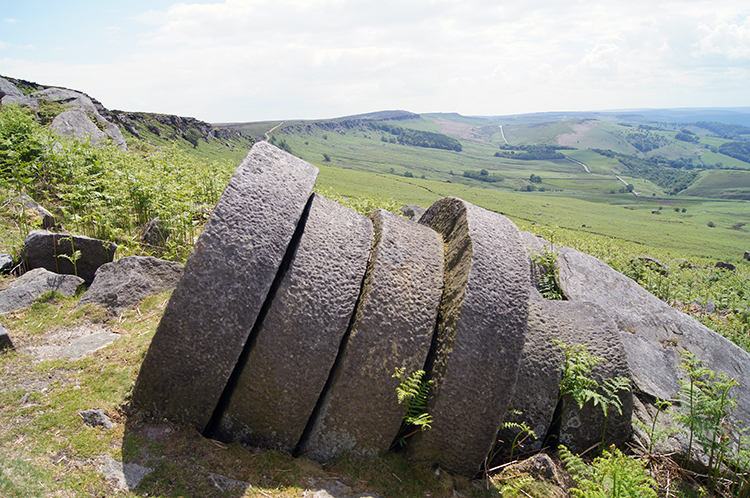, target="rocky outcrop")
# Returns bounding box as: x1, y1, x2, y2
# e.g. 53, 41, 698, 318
132, 142, 319, 433
78, 256, 184, 315
0, 323, 13, 350
4, 193, 58, 230
0, 268, 83, 314
22, 230, 117, 285
29, 87, 127, 149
